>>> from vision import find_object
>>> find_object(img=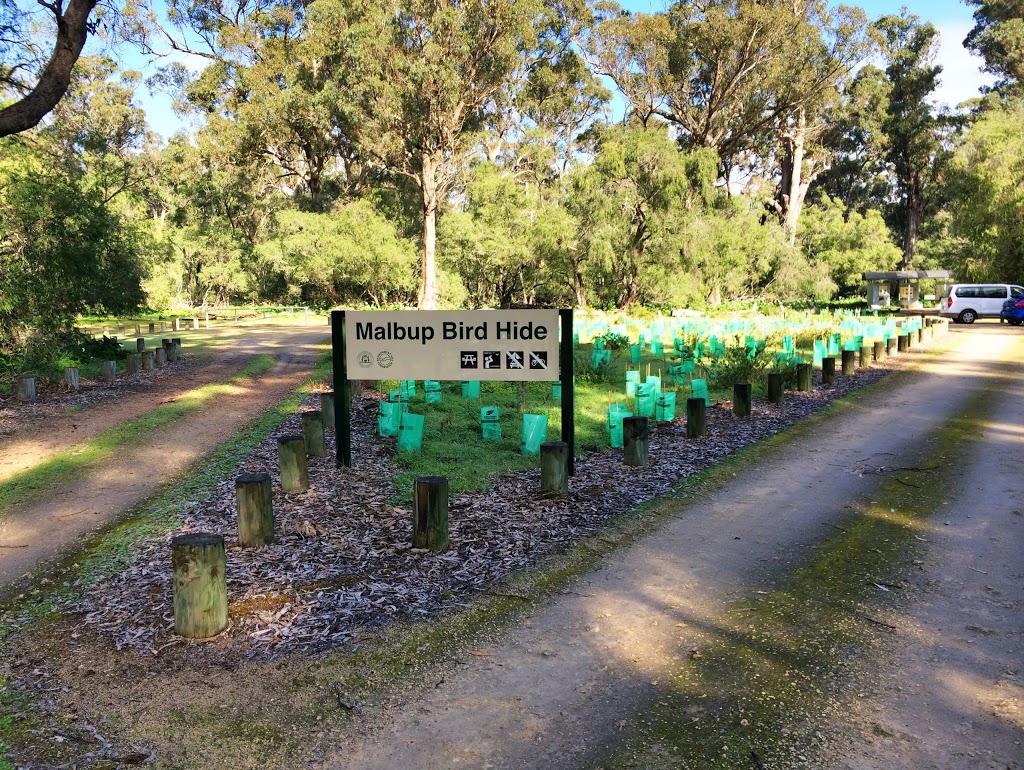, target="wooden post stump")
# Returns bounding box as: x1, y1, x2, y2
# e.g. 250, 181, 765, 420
320, 391, 335, 431
161, 321, 167, 332
142, 351, 154, 371
822, 357, 836, 385
350, 380, 363, 401
540, 441, 569, 496
413, 476, 449, 551
886, 337, 897, 356
16, 375, 35, 402
277, 435, 309, 492
192, 317, 199, 330
236, 473, 274, 547
172, 317, 181, 332
148, 322, 155, 333
64, 367, 80, 391
916, 328, 924, 344
873, 341, 885, 362
101, 360, 117, 382
767, 372, 784, 404
155, 348, 167, 367
897, 334, 909, 352
841, 350, 856, 376
135, 324, 142, 336
301, 410, 326, 457
859, 345, 871, 368
172, 533, 228, 639
125, 353, 138, 375
686, 398, 706, 439
796, 363, 812, 392
136, 337, 146, 352
733, 382, 752, 417
623, 416, 650, 465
